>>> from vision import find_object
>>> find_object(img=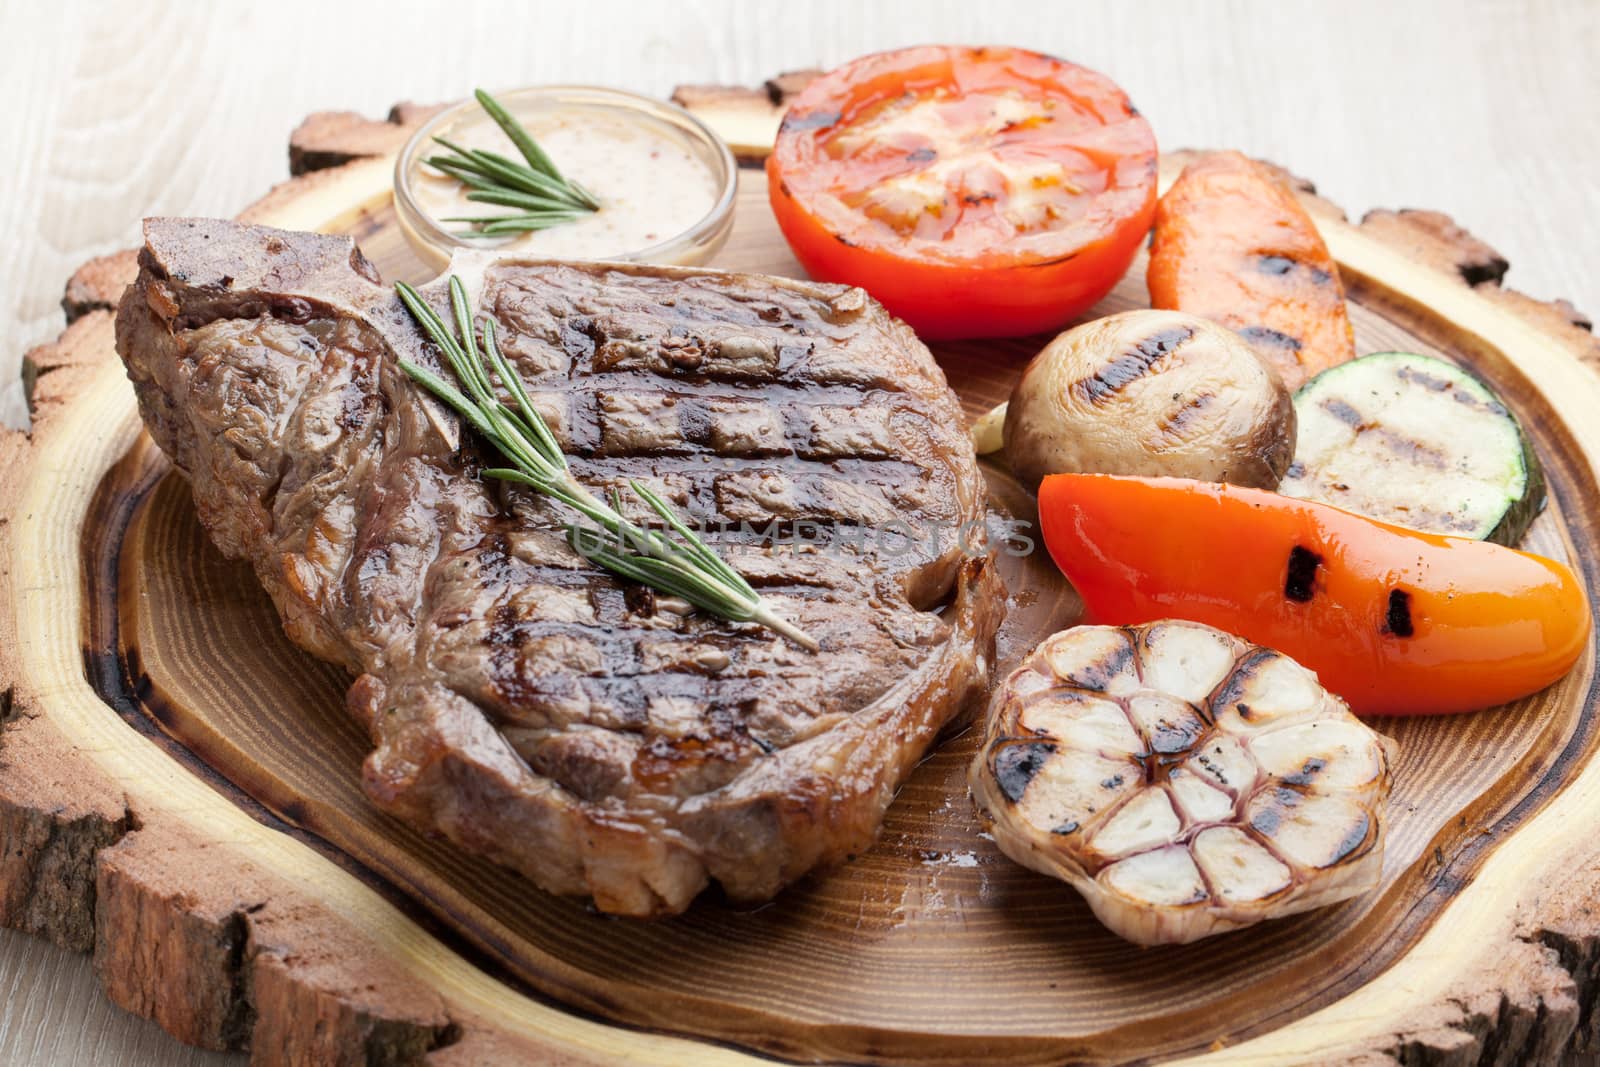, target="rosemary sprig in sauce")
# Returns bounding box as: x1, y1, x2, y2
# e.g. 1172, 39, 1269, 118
395, 277, 818, 652
426, 89, 601, 238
